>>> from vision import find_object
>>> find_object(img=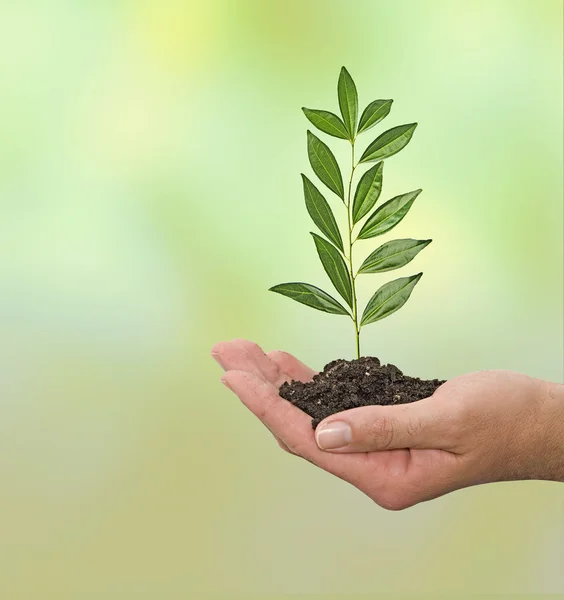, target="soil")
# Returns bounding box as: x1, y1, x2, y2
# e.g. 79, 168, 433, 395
278, 356, 445, 428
